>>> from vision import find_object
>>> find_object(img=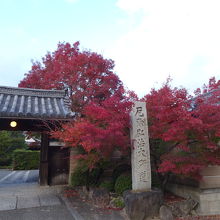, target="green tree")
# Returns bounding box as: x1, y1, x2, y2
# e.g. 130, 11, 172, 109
0, 131, 27, 166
